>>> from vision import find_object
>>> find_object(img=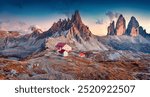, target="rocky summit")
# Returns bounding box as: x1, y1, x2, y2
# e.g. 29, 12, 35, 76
139, 26, 150, 39
107, 21, 115, 35
107, 14, 126, 36
126, 16, 139, 36
107, 15, 150, 38
45, 10, 92, 42
115, 14, 126, 35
